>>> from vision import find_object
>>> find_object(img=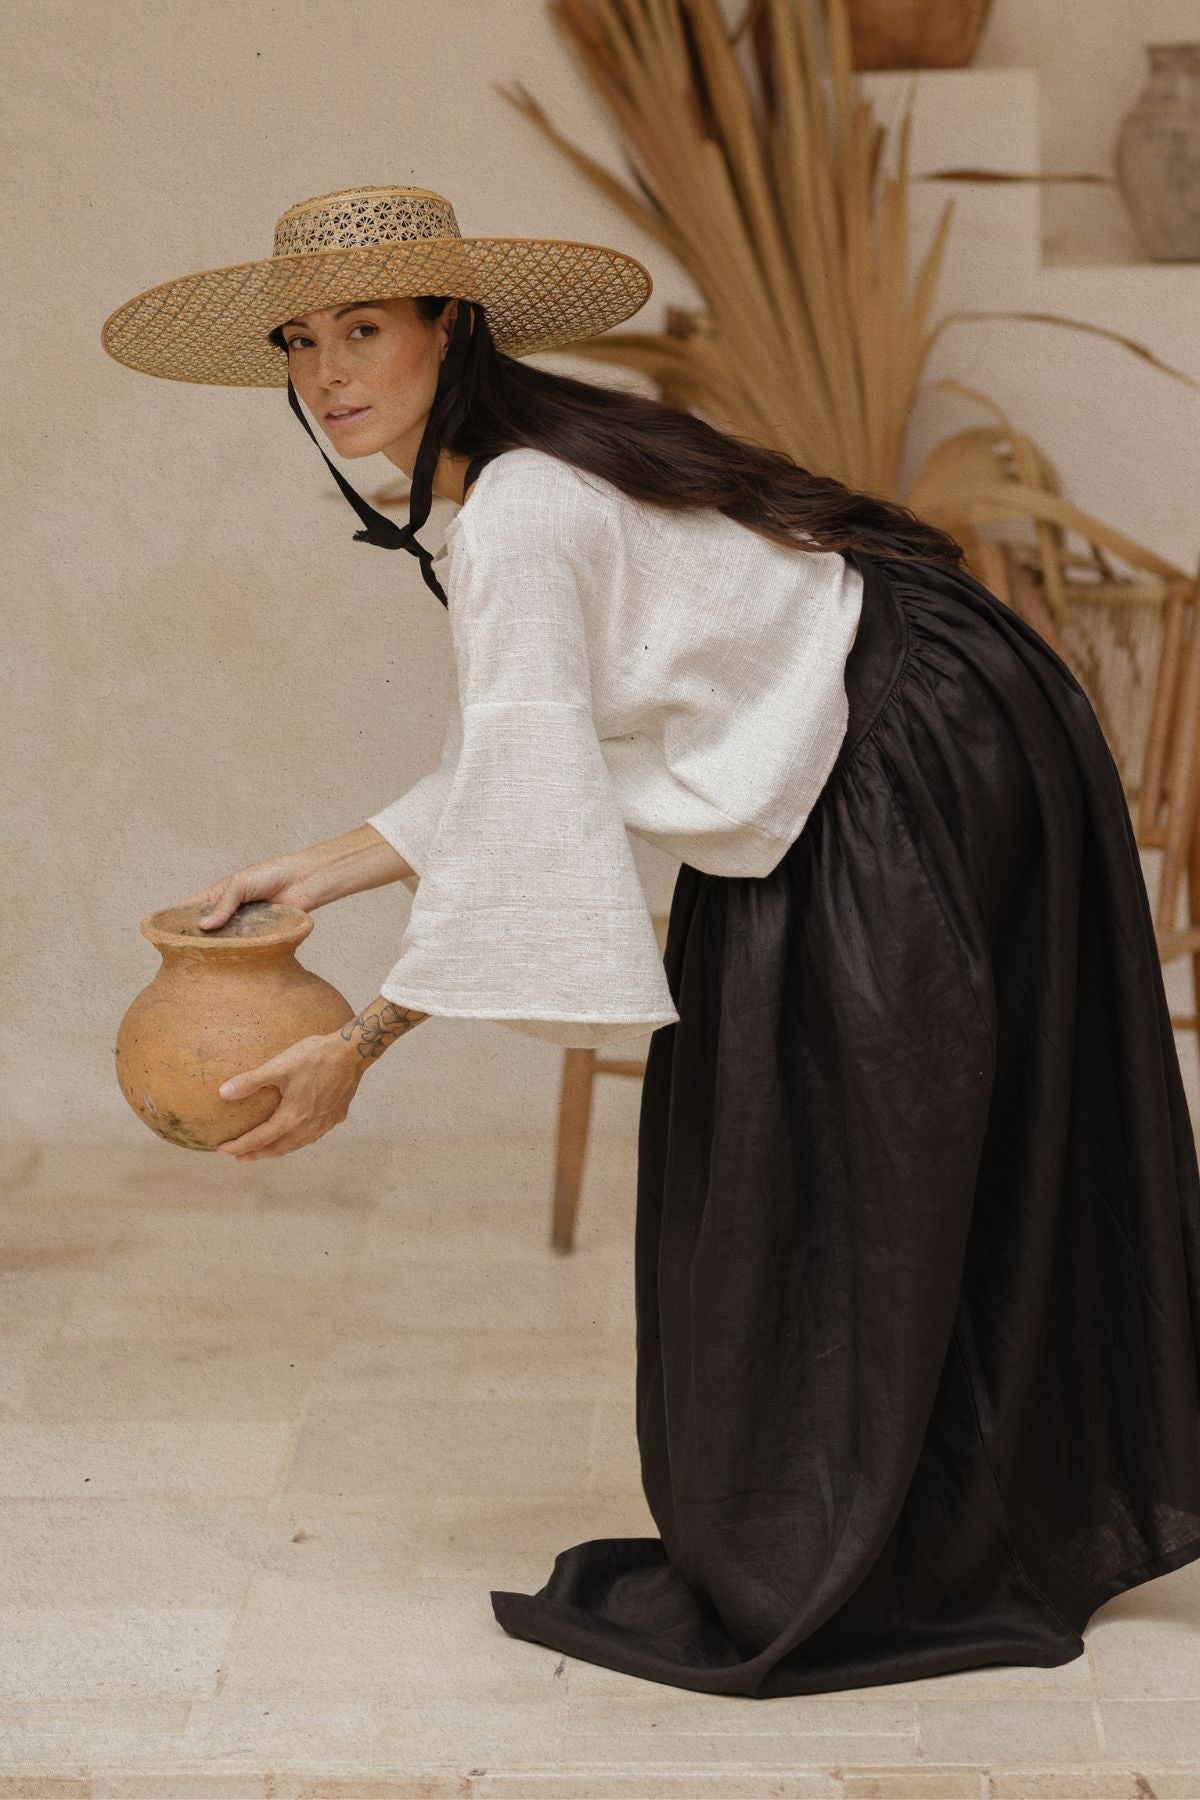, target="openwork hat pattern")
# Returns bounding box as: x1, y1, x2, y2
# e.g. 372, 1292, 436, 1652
272, 187, 460, 253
